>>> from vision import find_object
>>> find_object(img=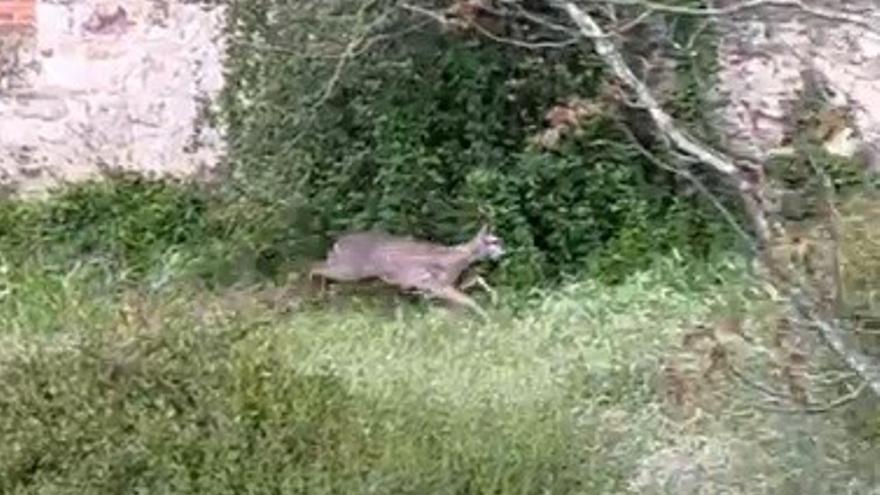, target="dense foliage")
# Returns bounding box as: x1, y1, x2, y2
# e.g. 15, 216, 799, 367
222, 1, 736, 286
0, 3, 735, 291
0, 177, 220, 273
0, 2, 739, 288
